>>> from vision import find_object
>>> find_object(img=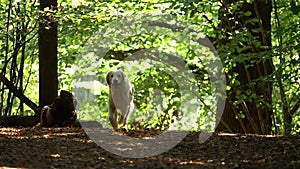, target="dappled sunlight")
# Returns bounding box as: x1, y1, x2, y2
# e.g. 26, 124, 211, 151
0, 127, 84, 141
50, 153, 61, 158
0, 166, 29, 169
83, 127, 189, 158
42, 131, 83, 138
218, 132, 284, 138
0, 128, 22, 136
0, 127, 298, 168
